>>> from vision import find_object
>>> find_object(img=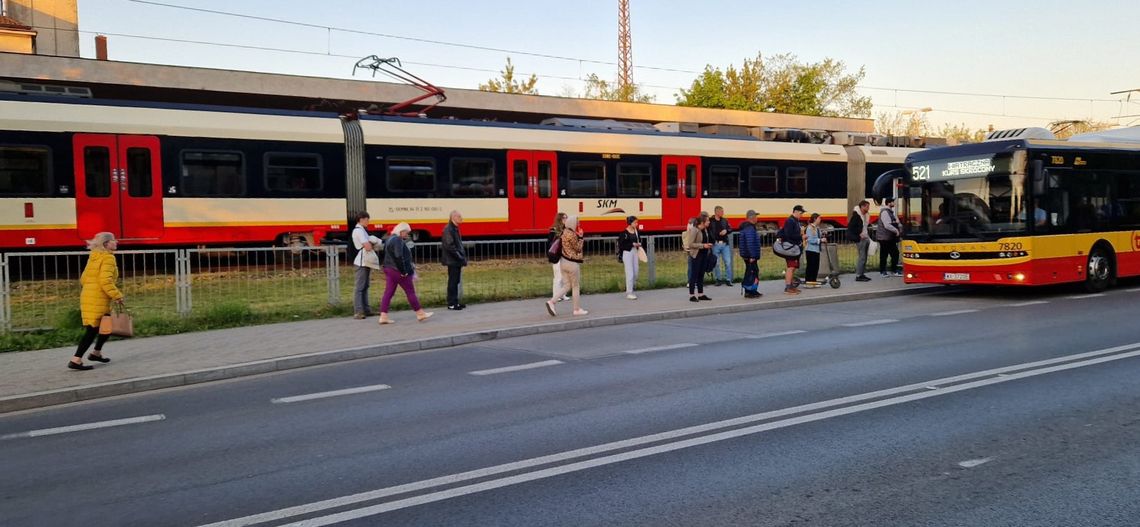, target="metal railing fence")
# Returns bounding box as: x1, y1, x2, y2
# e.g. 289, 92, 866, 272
0, 229, 861, 332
